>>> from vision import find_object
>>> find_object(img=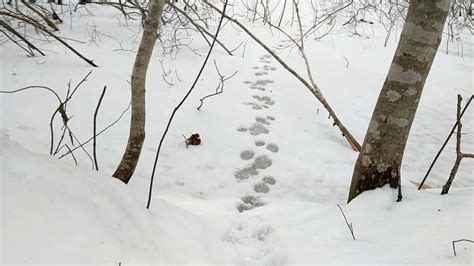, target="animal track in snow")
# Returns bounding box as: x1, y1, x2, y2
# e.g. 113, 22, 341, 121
234, 166, 259, 180
249, 123, 269, 135
223, 216, 273, 252
255, 140, 265, 147
236, 195, 264, 212
237, 122, 269, 136
253, 79, 274, 86
255, 116, 271, 125
237, 127, 248, 132
266, 143, 279, 153
262, 176, 276, 185
255, 71, 268, 76
254, 182, 270, 193
234, 154, 272, 180
243, 102, 264, 110
254, 155, 272, 169
250, 85, 266, 91
240, 149, 255, 160
252, 95, 275, 106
